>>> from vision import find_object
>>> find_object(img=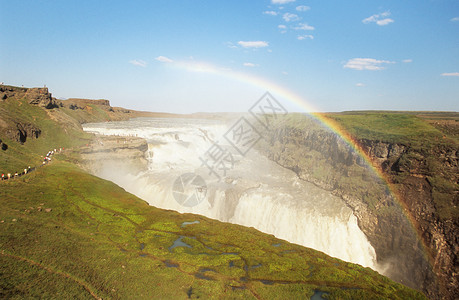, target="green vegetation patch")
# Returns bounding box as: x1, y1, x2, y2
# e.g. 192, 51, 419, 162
326, 112, 452, 146
0, 161, 427, 299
